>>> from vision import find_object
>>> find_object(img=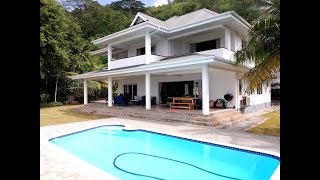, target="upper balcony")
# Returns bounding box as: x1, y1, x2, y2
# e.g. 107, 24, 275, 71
109, 54, 164, 69
90, 24, 254, 70
196, 48, 235, 60
196, 48, 254, 68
